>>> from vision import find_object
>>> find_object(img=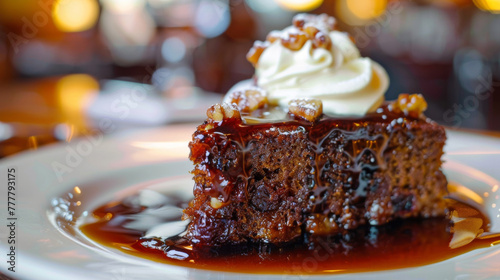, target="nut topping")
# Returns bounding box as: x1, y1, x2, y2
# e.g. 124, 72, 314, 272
293, 13, 336, 31
312, 30, 332, 49
288, 98, 323, 122
280, 30, 308, 51
390, 93, 428, 118
246, 13, 337, 66
210, 197, 225, 209
247, 40, 269, 67
266, 31, 281, 44
206, 103, 241, 123
225, 88, 268, 113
